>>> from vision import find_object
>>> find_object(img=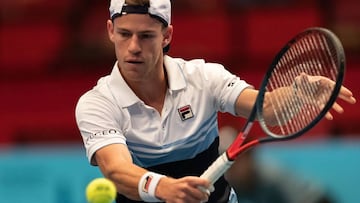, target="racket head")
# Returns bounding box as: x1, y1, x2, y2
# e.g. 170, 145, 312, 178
256, 27, 345, 141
